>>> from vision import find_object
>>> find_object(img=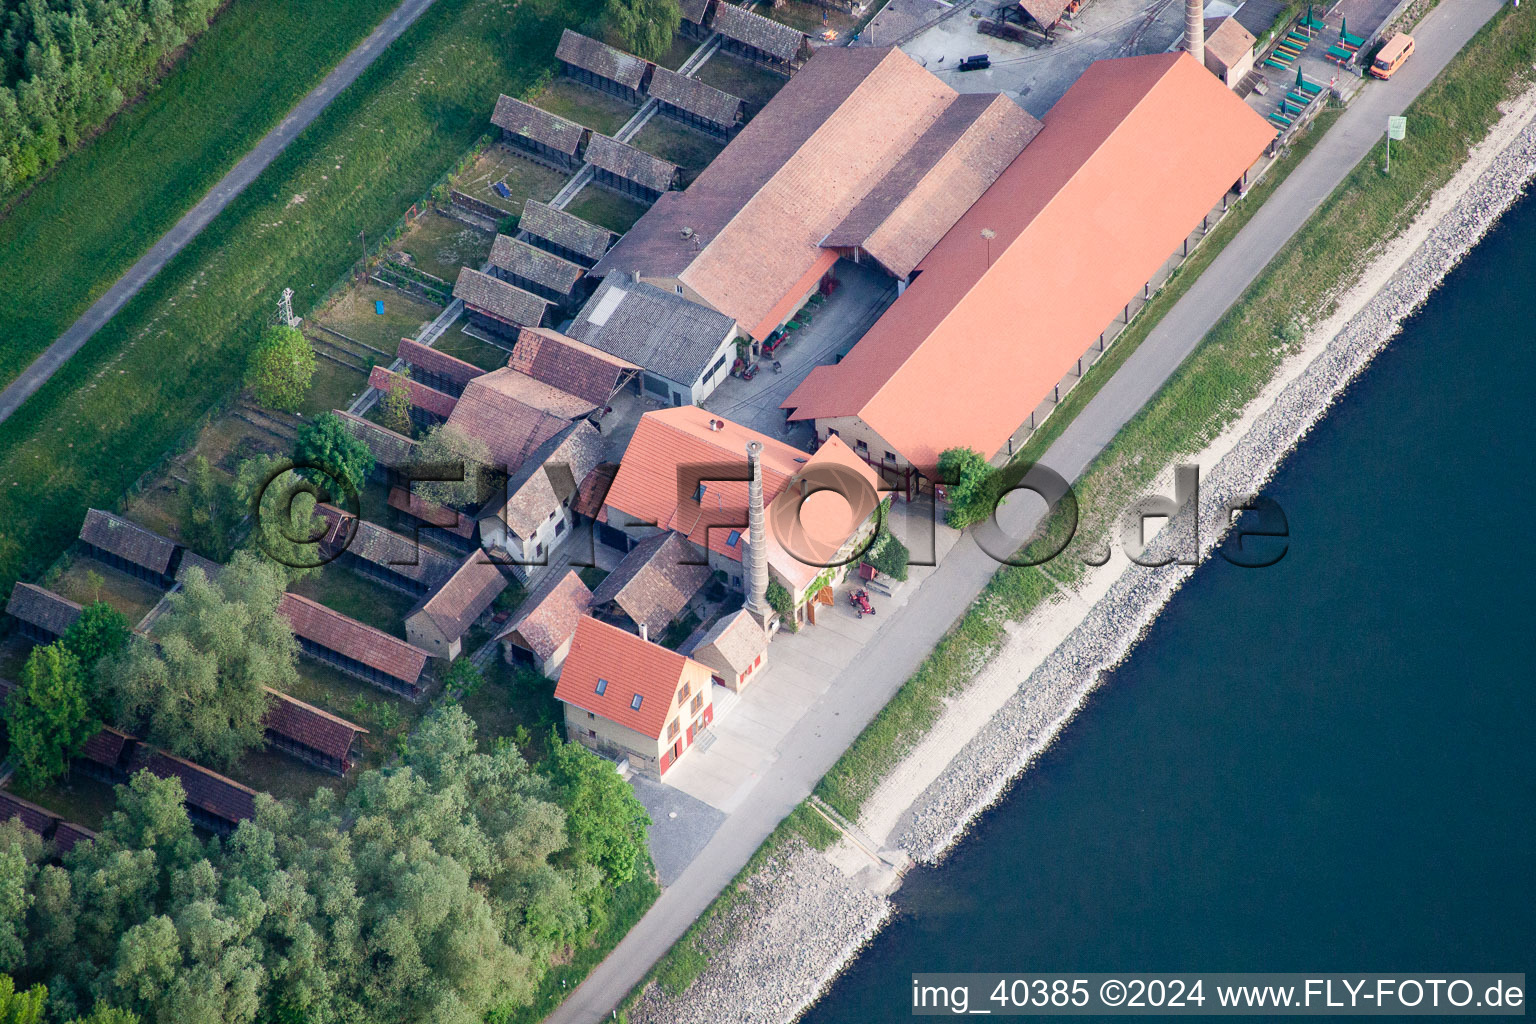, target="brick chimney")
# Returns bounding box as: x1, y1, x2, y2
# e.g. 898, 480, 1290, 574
1184, 0, 1204, 67
742, 441, 771, 629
